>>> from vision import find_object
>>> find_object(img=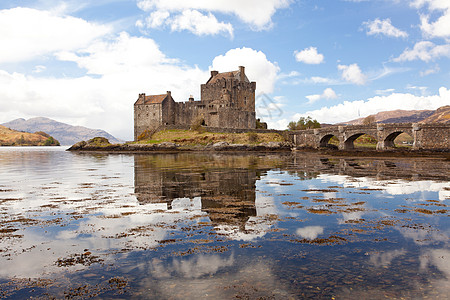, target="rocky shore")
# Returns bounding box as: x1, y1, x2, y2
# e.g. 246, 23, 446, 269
67, 138, 294, 152
67, 137, 449, 159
